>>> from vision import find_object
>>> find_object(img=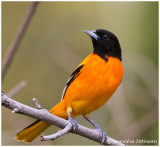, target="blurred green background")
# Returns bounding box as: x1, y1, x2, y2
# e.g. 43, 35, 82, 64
2, 1, 158, 145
